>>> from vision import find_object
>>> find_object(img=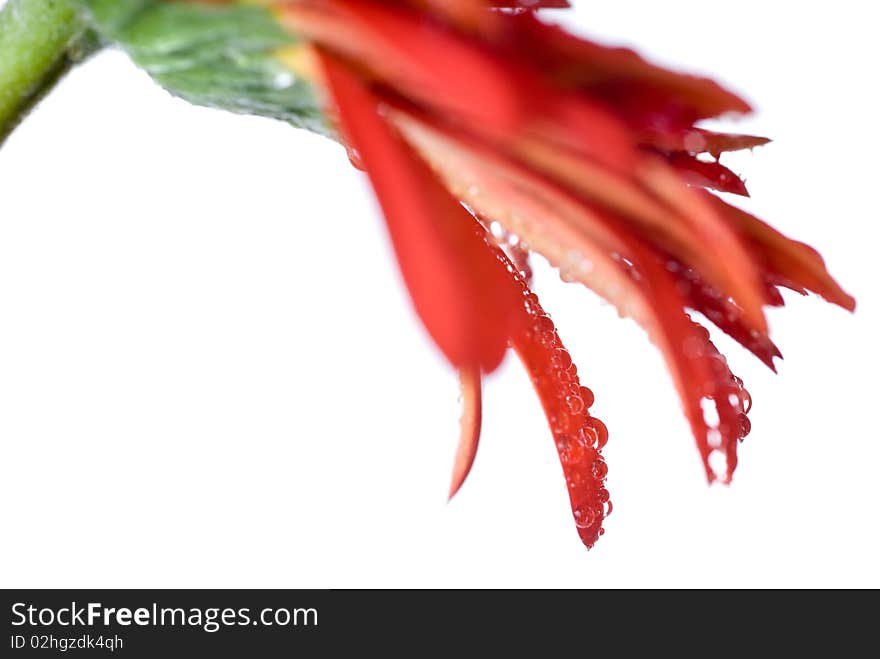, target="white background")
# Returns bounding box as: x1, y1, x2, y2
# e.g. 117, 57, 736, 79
1, 1, 877, 587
